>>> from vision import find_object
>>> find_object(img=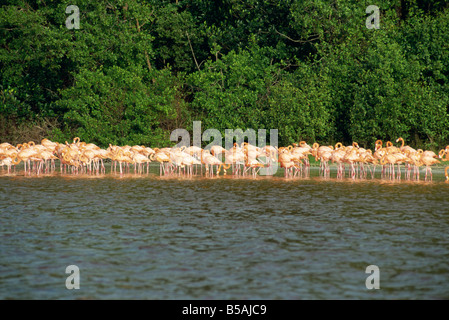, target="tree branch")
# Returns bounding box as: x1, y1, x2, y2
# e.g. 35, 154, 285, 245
136, 18, 153, 74
273, 27, 320, 44
186, 31, 200, 72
